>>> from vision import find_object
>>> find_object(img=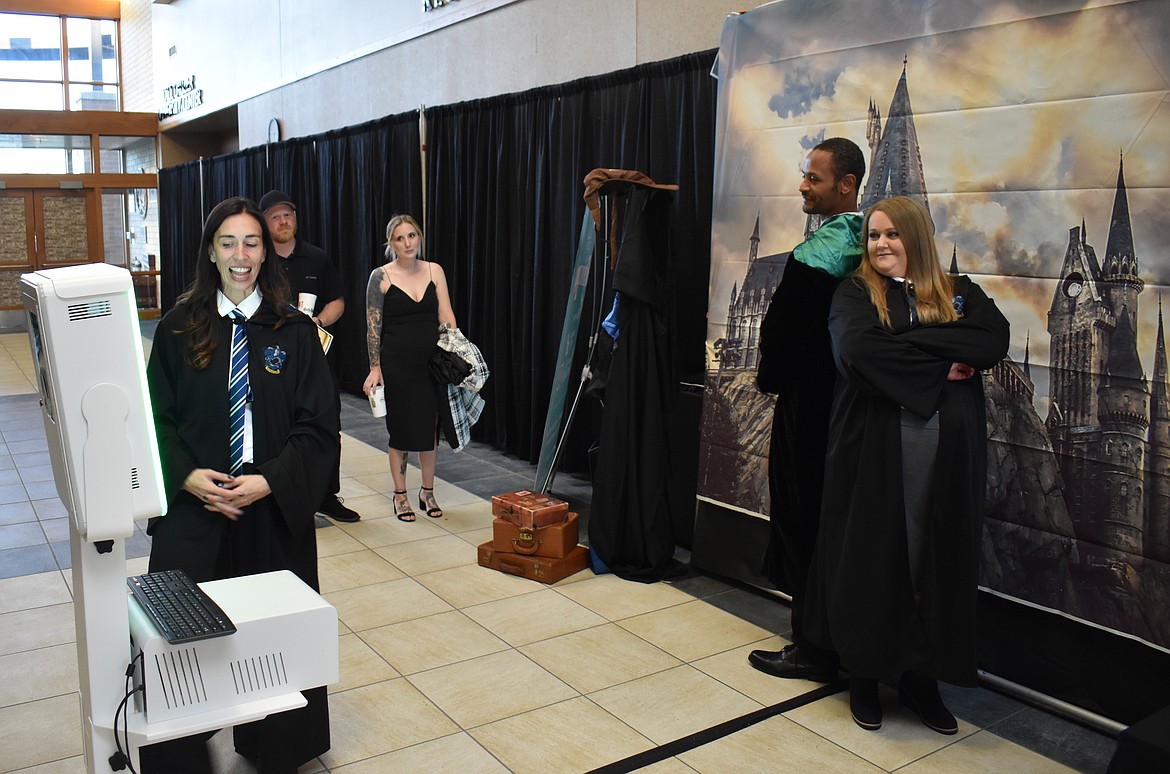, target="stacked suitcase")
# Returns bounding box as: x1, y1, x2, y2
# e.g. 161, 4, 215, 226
477, 490, 588, 583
